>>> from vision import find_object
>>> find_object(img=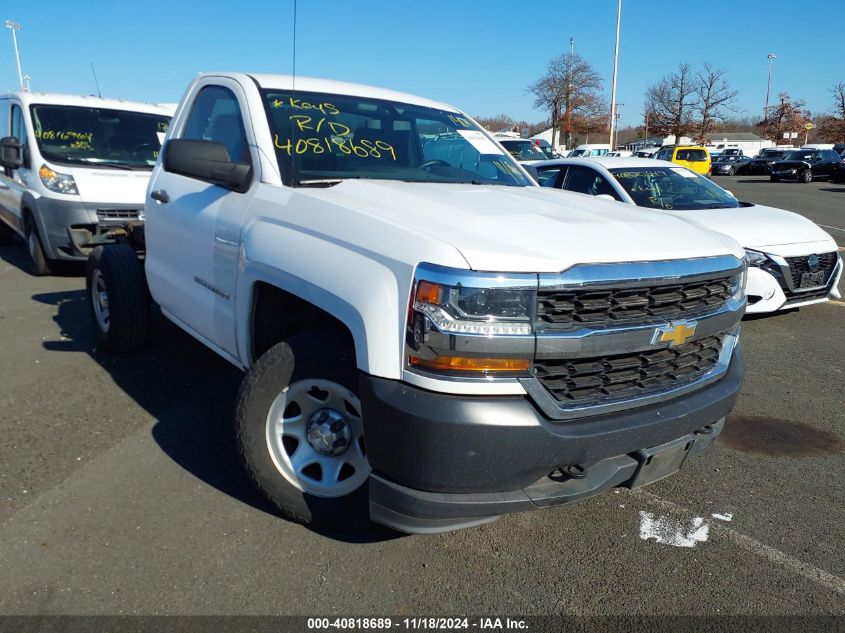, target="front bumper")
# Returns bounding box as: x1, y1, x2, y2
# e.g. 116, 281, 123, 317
746, 256, 842, 313
362, 347, 743, 534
